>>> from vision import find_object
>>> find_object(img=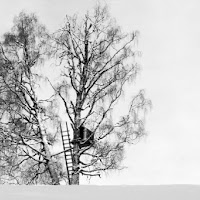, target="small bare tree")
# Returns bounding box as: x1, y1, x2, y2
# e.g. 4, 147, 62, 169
53, 5, 151, 185
0, 12, 63, 185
